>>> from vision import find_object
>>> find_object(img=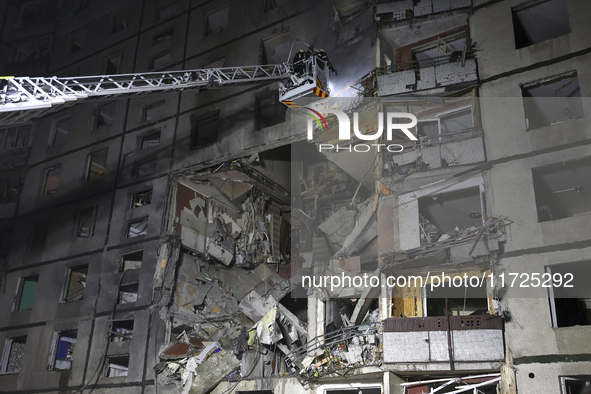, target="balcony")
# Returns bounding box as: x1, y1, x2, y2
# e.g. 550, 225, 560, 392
383, 316, 504, 371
